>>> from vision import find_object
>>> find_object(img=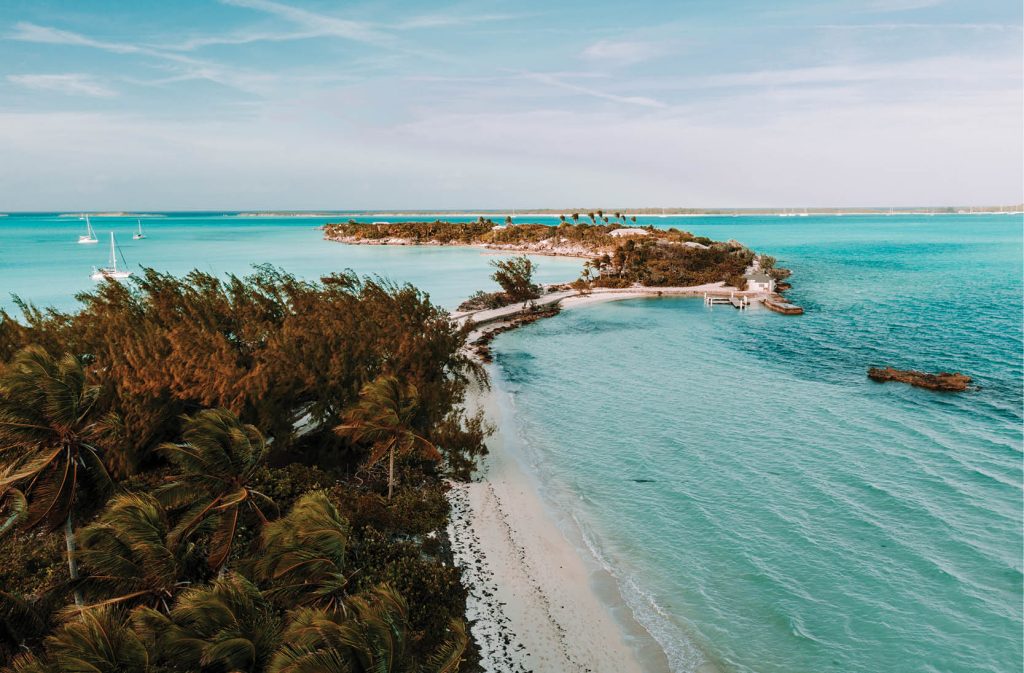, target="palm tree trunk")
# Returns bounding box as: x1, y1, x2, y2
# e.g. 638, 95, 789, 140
387, 447, 395, 501
64, 514, 83, 606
